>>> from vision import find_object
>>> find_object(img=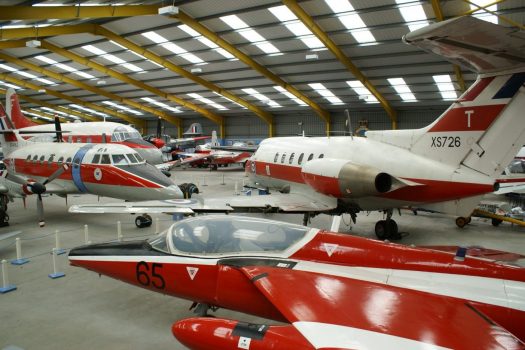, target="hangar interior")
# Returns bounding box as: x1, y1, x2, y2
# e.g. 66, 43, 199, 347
0, 1, 525, 350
